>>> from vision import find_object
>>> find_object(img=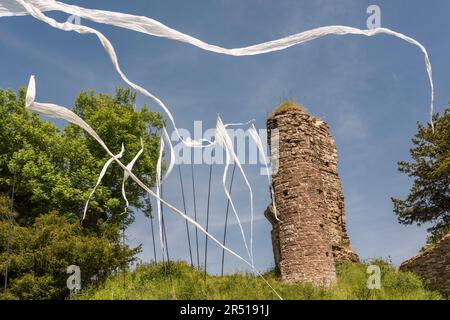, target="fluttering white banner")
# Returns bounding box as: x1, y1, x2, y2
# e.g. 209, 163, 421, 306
3, 1, 438, 299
